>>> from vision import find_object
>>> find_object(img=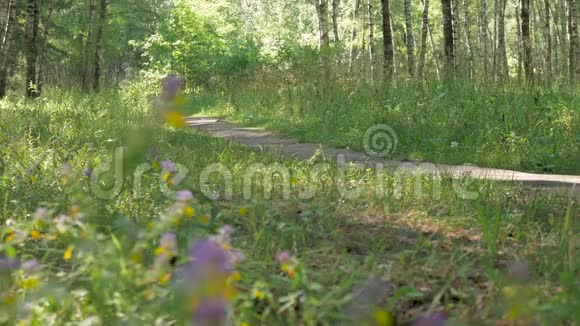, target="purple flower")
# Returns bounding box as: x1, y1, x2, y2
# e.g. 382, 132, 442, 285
162, 74, 183, 100
160, 233, 177, 251
82, 168, 92, 178
185, 240, 231, 278
276, 251, 291, 263
177, 190, 194, 202
162, 160, 176, 173
0, 254, 20, 273
59, 162, 72, 177
506, 261, 531, 283
412, 312, 448, 326
22, 259, 40, 272
191, 298, 227, 326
